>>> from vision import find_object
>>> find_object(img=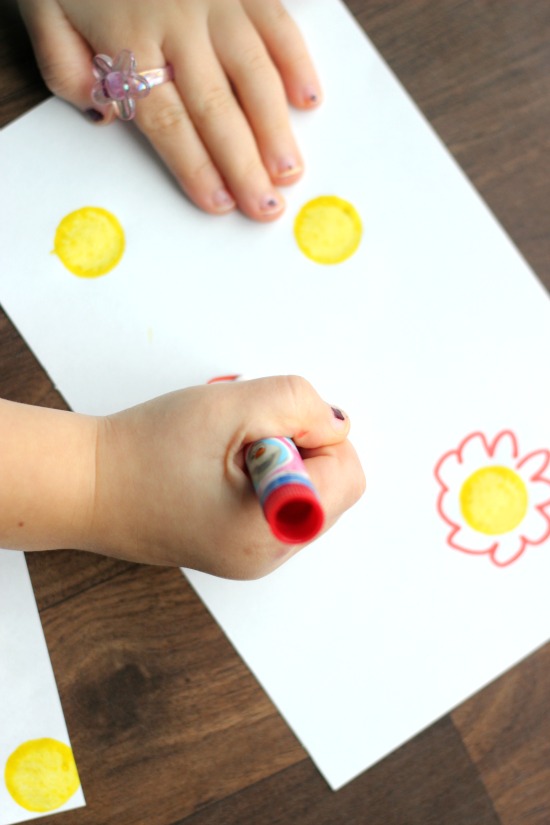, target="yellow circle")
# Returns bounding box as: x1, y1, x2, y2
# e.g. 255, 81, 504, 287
294, 196, 362, 264
53, 206, 125, 277
5, 738, 80, 813
459, 465, 528, 535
